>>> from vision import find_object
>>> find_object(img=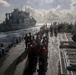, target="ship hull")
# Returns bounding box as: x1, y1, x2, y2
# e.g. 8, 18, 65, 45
0, 22, 36, 32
